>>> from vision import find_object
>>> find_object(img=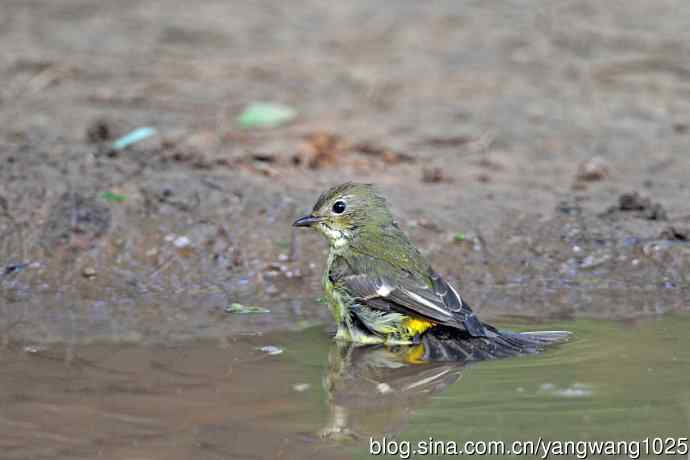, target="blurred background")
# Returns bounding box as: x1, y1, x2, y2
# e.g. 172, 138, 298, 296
0, 1, 689, 459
